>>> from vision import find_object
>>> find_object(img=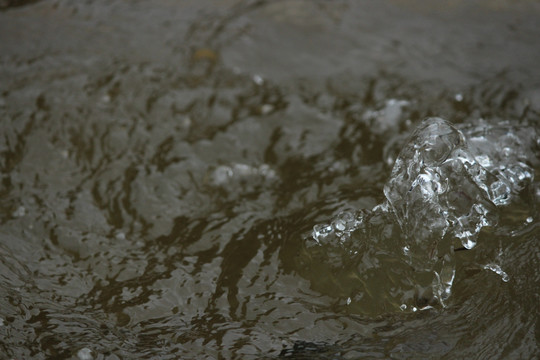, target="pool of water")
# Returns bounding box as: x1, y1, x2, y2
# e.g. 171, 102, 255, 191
1, 1, 539, 359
